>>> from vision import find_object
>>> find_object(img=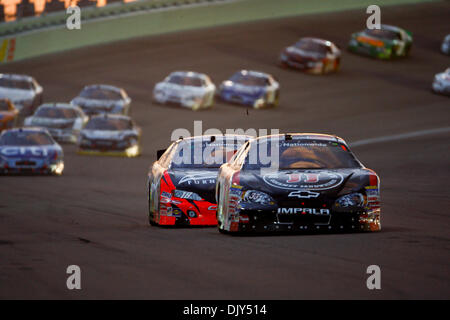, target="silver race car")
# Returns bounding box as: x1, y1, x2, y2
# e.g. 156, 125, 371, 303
153, 71, 216, 110
0, 73, 43, 116
77, 114, 141, 157
71, 84, 131, 116
432, 68, 450, 96
24, 103, 88, 143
